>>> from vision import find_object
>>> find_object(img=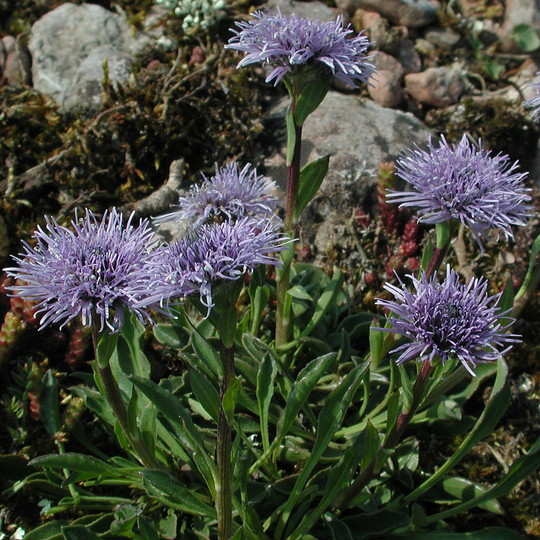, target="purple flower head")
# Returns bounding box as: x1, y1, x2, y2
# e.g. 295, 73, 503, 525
523, 71, 540, 121
139, 215, 290, 312
154, 162, 280, 227
388, 135, 532, 248
226, 9, 376, 87
376, 266, 520, 375
5, 208, 157, 332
